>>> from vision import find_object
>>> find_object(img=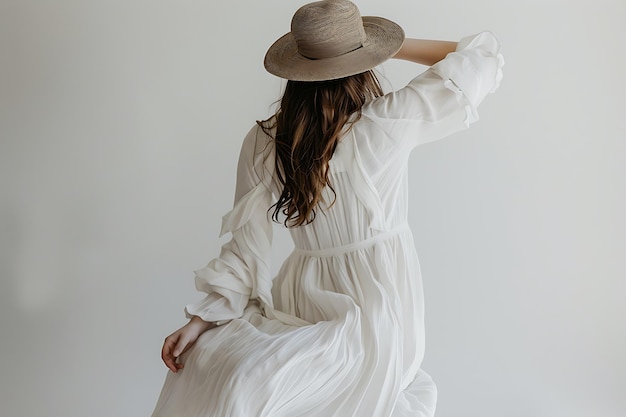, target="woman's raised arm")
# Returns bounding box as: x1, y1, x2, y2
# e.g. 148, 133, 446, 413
393, 38, 458, 66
